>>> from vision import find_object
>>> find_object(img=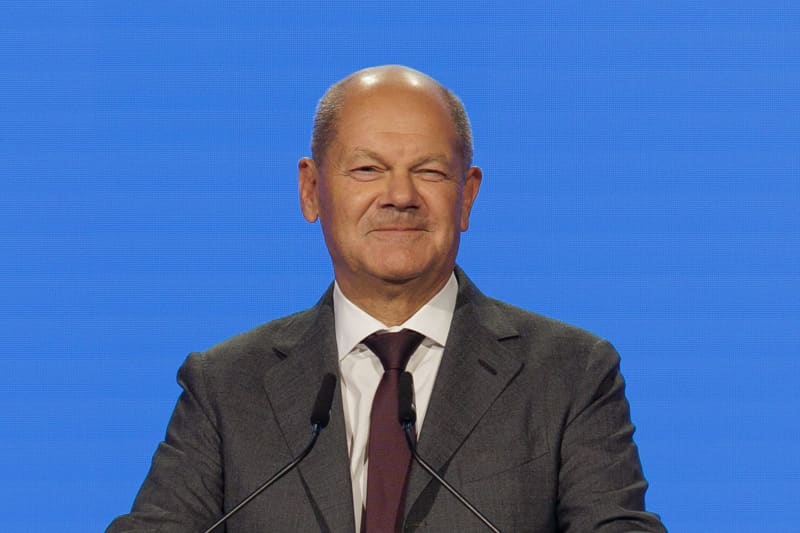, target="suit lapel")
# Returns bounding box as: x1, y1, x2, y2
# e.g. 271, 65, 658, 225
257, 271, 521, 530
261, 290, 356, 532
404, 271, 523, 518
